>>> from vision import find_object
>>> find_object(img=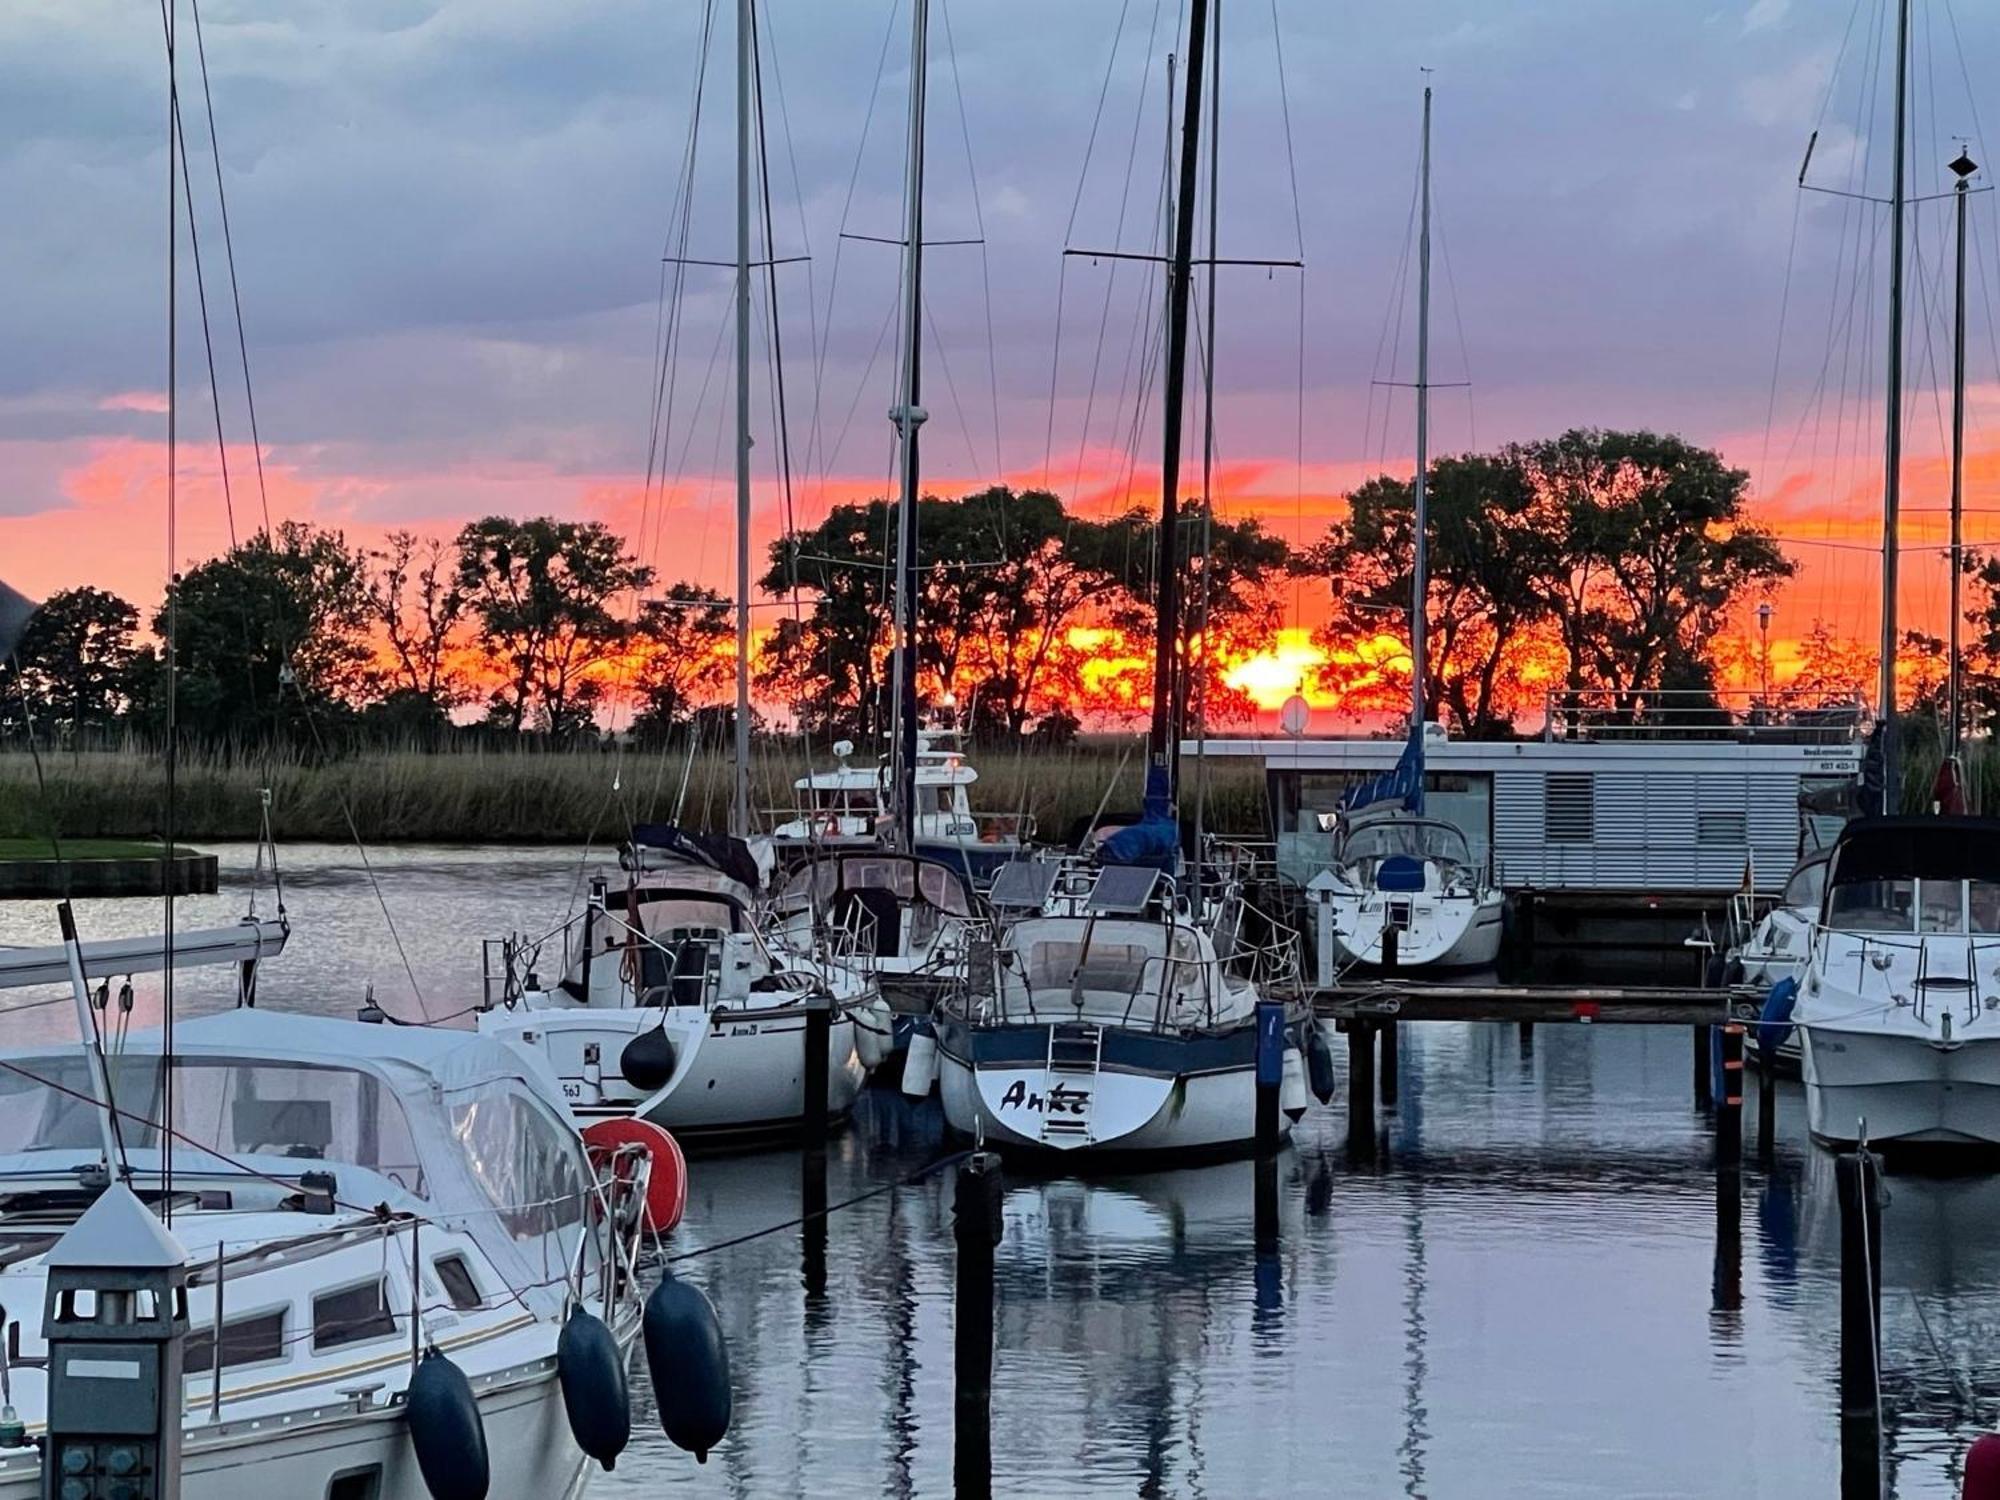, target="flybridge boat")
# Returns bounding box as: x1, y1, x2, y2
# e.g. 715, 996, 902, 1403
1796, 816, 2000, 1150
479, 825, 882, 1142
1313, 731, 1505, 972
932, 847, 1311, 1158
0, 1009, 654, 1500
767, 731, 1031, 884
